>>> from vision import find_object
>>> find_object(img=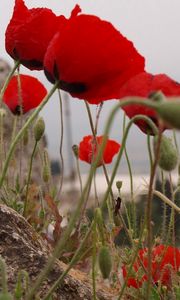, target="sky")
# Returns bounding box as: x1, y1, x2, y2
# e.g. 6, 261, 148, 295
0, 0, 180, 174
